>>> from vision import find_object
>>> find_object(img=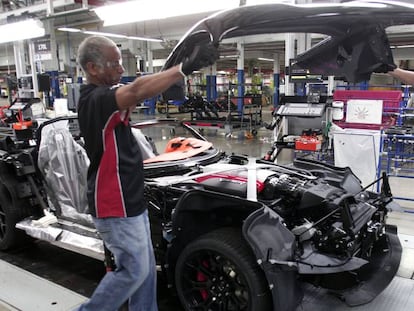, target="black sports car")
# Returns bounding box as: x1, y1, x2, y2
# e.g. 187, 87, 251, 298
0, 1, 412, 311
137, 119, 402, 311
0, 115, 401, 311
